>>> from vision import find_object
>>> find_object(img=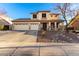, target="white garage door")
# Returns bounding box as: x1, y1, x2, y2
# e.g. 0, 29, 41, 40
13, 23, 39, 30
13, 24, 29, 30
30, 24, 39, 30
